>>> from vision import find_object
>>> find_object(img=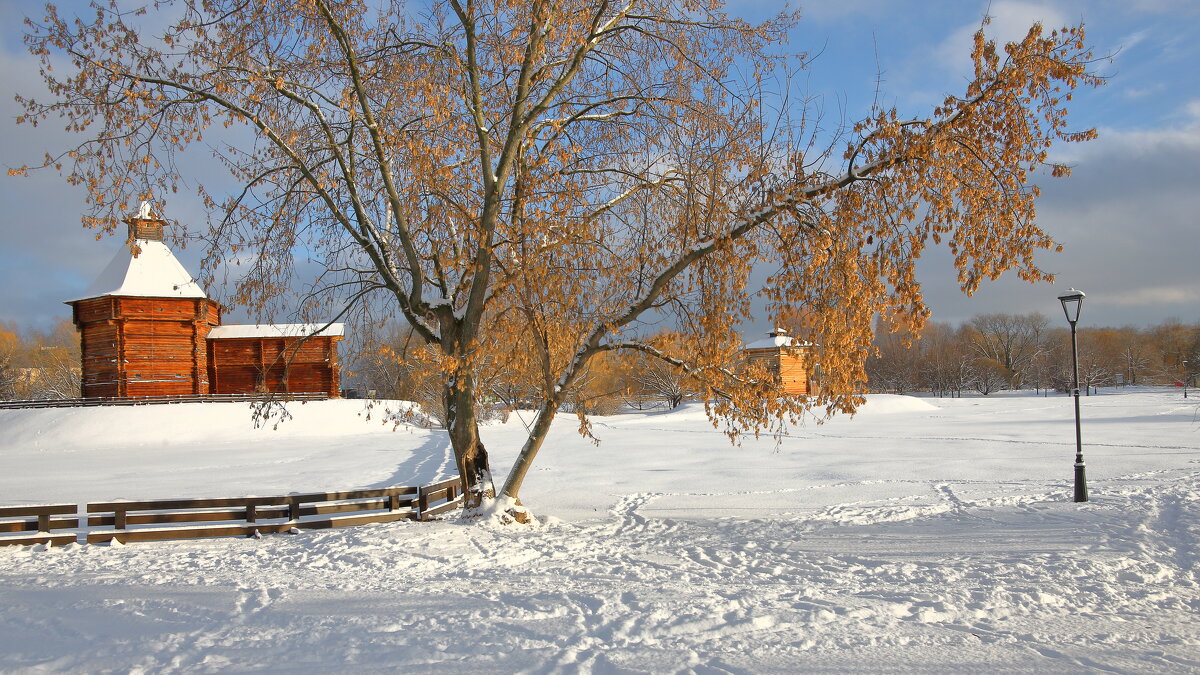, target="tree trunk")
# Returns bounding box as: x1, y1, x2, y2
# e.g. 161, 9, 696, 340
500, 398, 560, 500
443, 375, 494, 509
